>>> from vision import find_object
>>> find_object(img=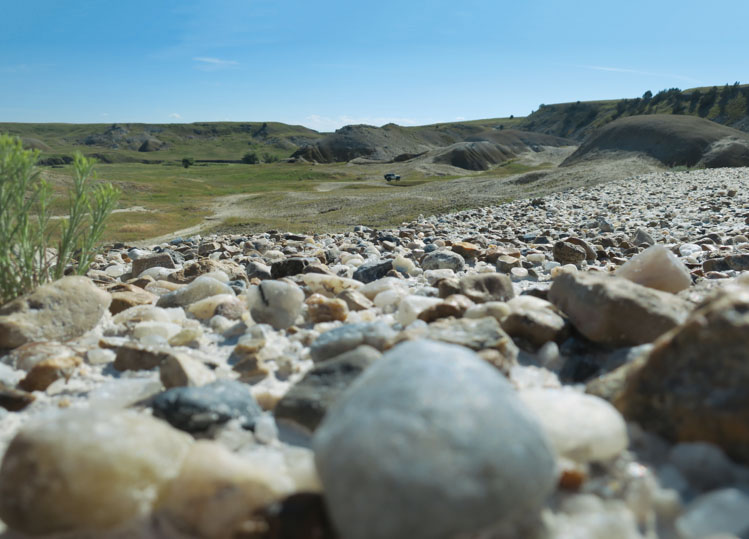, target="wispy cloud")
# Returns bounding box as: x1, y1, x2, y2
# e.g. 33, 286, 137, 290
304, 114, 419, 132
0, 63, 54, 74
169, 112, 182, 119
193, 57, 239, 71
574, 64, 701, 84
